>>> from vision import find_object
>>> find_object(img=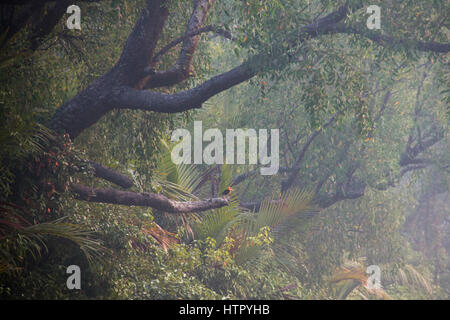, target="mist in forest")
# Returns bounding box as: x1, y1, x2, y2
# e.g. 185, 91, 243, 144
0, 0, 448, 303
